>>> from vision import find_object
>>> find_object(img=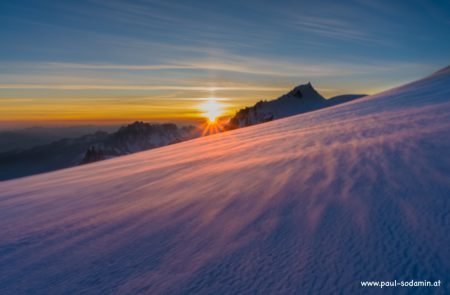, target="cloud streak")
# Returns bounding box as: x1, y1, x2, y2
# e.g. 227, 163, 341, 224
28, 58, 430, 78
0, 84, 287, 92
